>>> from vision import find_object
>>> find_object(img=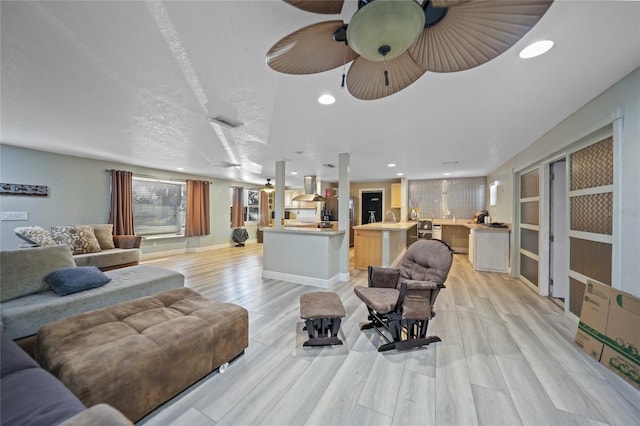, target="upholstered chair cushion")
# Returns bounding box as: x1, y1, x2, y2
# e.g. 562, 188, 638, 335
353, 287, 400, 314
398, 239, 453, 285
